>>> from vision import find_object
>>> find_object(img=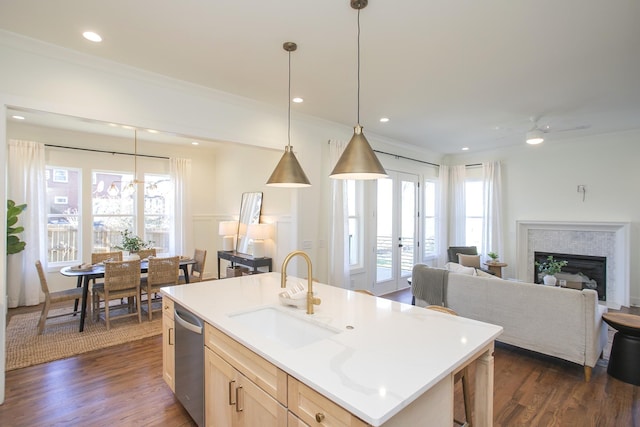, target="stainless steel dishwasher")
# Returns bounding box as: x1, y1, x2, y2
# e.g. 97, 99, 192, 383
174, 303, 205, 426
